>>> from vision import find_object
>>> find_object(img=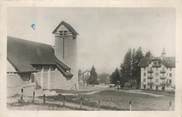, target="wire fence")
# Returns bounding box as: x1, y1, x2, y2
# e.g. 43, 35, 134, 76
13, 90, 174, 111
